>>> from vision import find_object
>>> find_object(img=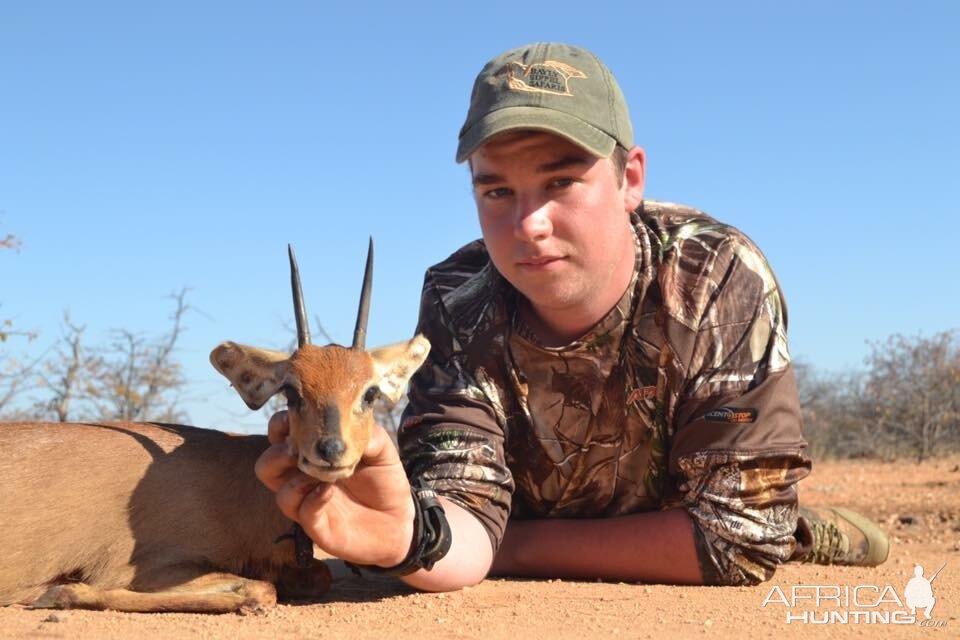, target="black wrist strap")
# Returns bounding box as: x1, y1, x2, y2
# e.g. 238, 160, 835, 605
356, 478, 452, 577
274, 522, 315, 569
